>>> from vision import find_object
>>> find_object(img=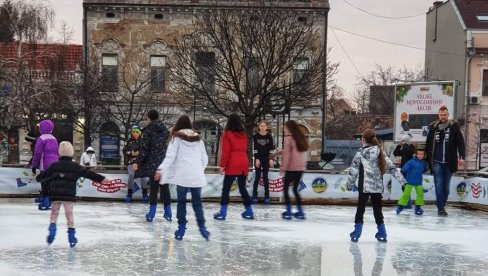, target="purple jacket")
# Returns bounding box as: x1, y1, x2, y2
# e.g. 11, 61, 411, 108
32, 120, 59, 171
